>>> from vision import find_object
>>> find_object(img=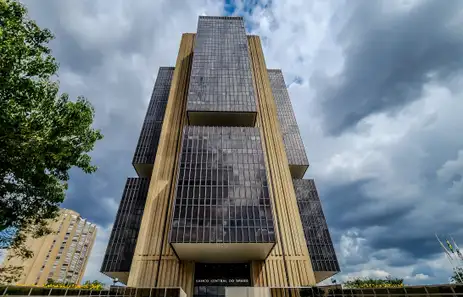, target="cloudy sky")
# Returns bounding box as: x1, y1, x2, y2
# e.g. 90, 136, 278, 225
21, 0, 463, 286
